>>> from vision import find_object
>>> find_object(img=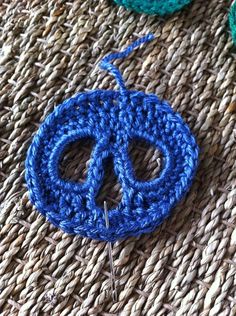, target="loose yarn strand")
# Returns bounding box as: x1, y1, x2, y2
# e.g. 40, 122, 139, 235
100, 34, 154, 92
